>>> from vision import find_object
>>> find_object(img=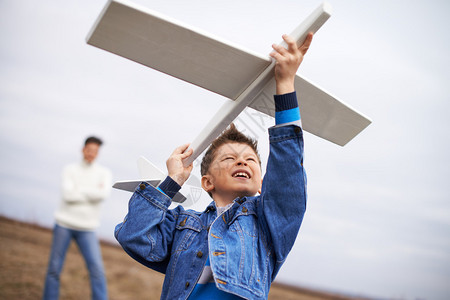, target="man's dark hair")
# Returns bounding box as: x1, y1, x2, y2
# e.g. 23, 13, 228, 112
84, 136, 103, 146
200, 123, 260, 177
